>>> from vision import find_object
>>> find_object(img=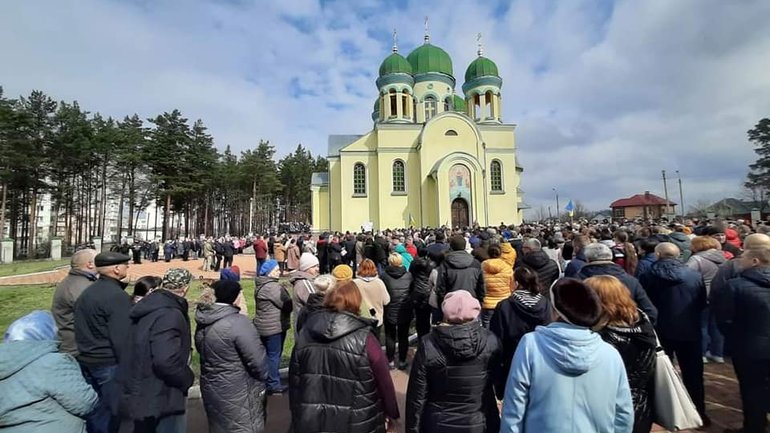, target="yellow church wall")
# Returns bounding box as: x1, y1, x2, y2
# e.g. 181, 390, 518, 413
338, 152, 379, 231
375, 150, 424, 229
485, 151, 522, 226
328, 158, 342, 231
310, 186, 330, 231
418, 114, 484, 180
